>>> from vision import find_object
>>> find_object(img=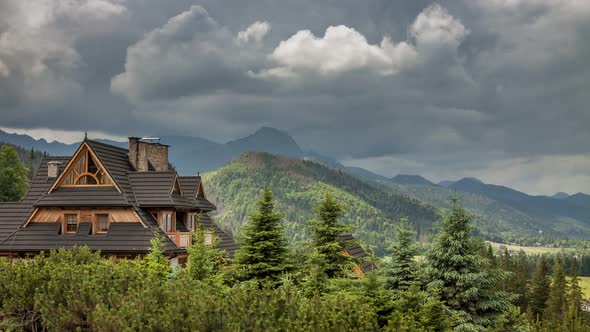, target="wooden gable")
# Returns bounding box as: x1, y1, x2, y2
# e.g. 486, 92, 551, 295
171, 176, 182, 195
49, 142, 120, 193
